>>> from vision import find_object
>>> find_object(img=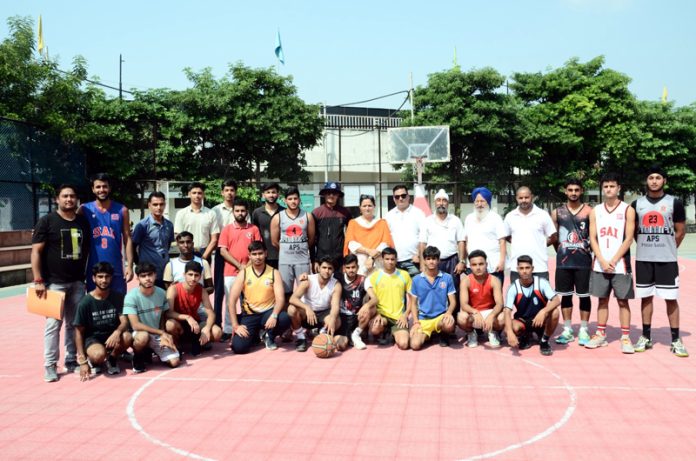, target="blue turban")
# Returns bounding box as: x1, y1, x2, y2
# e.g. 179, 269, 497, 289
471, 187, 493, 207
